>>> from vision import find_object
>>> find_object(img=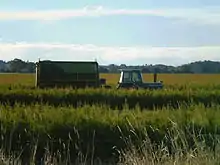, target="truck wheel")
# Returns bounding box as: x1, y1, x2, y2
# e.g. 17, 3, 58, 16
104, 85, 111, 89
